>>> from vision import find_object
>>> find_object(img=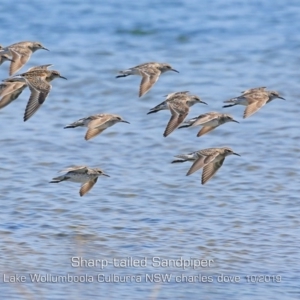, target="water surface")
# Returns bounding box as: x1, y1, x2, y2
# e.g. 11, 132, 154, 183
0, 1, 299, 299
